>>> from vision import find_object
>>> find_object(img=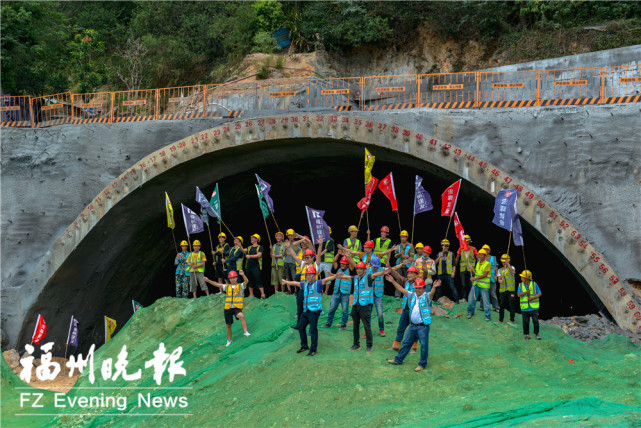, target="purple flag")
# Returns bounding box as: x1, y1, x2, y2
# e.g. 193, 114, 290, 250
66, 315, 80, 347
182, 204, 204, 236
305, 206, 331, 245
414, 175, 434, 214
492, 189, 519, 231
512, 214, 524, 247
255, 174, 274, 213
